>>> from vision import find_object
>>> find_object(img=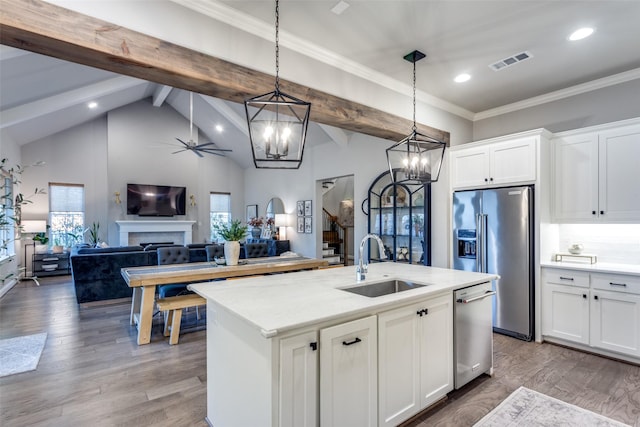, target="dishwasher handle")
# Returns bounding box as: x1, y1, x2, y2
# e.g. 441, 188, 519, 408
456, 290, 496, 304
